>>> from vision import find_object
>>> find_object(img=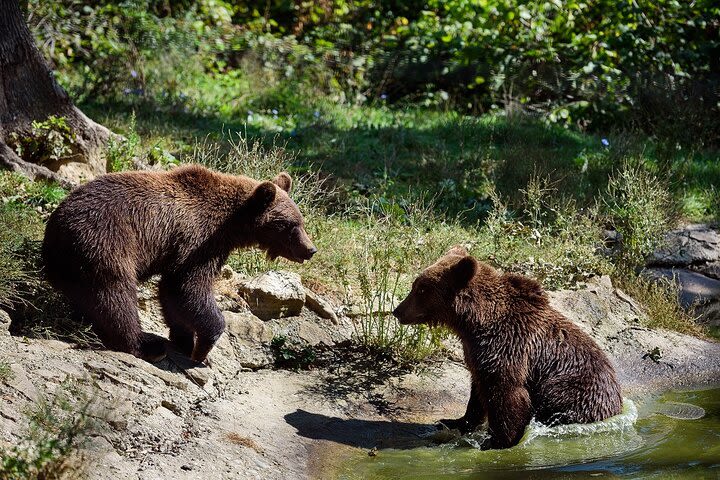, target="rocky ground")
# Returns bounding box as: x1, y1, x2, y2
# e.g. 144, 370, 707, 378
645, 223, 720, 326
1, 228, 719, 479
